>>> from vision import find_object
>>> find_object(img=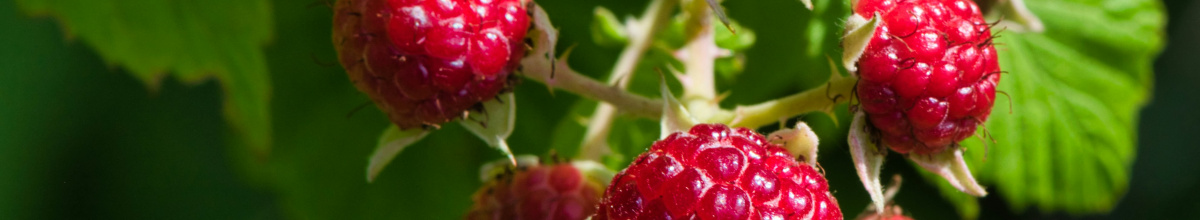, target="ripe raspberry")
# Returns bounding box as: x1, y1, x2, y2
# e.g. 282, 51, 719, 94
333, 0, 530, 129
466, 161, 604, 220
594, 124, 842, 220
852, 0, 1001, 154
